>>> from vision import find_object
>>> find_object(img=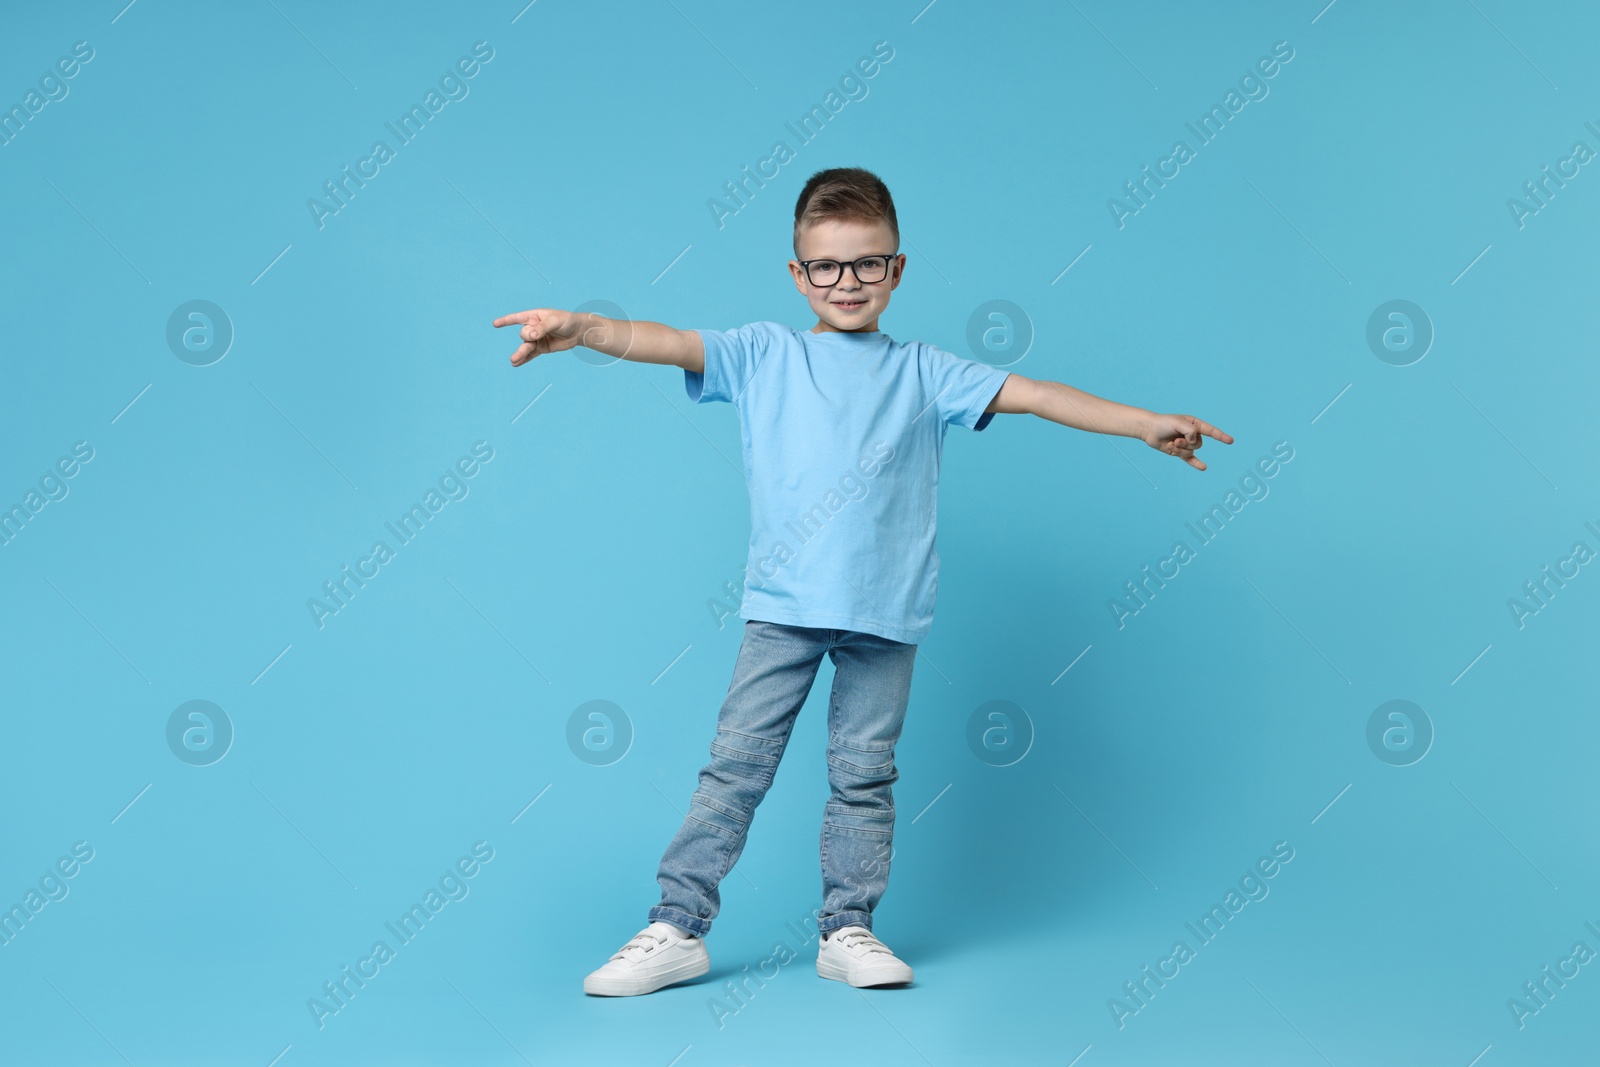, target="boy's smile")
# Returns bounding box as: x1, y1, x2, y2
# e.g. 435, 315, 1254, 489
789, 218, 905, 335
